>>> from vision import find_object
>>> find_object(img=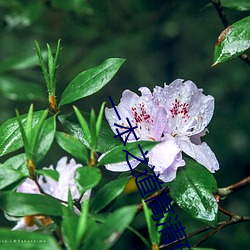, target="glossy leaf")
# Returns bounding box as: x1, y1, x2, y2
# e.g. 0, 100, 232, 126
142, 200, 157, 245
75, 167, 102, 194
0, 111, 44, 157
4, 153, 28, 175
213, 16, 250, 65
221, 0, 250, 11
0, 76, 45, 102
0, 164, 27, 190
168, 159, 218, 227
0, 228, 60, 250
59, 113, 121, 153
83, 205, 136, 250
56, 131, 89, 165
36, 116, 56, 162
91, 176, 131, 213
97, 140, 158, 166
59, 58, 125, 106
0, 192, 65, 216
